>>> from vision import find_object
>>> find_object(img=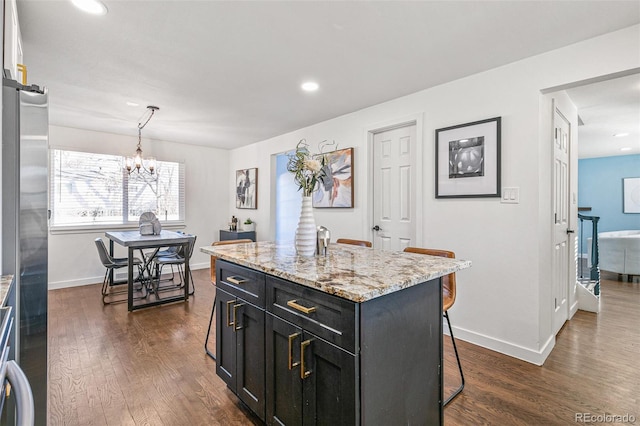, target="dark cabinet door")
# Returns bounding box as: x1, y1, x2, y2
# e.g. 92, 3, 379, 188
266, 318, 357, 426
236, 302, 266, 421
266, 314, 303, 426
216, 288, 237, 391
301, 332, 357, 426
217, 287, 266, 421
